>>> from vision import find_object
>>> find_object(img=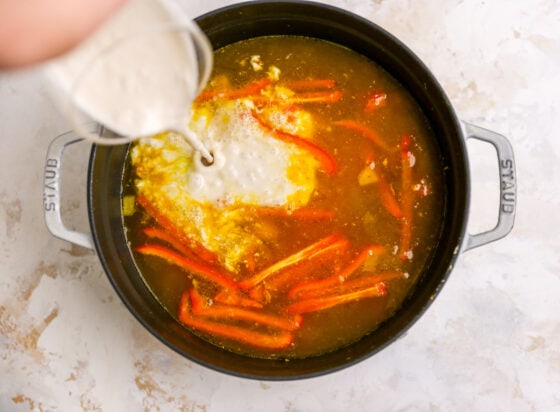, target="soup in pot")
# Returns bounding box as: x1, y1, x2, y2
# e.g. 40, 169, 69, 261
121, 36, 444, 359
